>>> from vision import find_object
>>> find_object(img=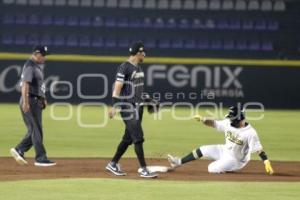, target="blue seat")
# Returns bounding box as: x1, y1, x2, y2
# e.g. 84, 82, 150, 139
41, 35, 53, 45
166, 18, 176, 28
178, 18, 189, 29
191, 18, 203, 29
144, 38, 156, 48
92, 37, 104, 47
2, 14, 15, 25
15, 14, 27, 25
27, 35, 39, 45
54, 16, 65, 26
248, 41, 260, 50
117, 18, 129, 28
53, 35, 65, 46
236, 40, 247, 50
261, 41, 273, 51
105, 37, 117, 48
223, 39, 234, 50
118, 38, 130, 48
105, 17, 116, 27
217, 20, 229, 29
79, 16, 91, 27
79, 36, 91, 47
171, 39, 184, 49
255, 20, 267, 30
197, 39, 209, 49
14, 35, 26, 45
92, 16, 103, 27
28, 14, 40, 25
67, 35, 78, 47
210, 40, 223, 50
1, 34, 13, 45
267, 21, 279, 31
142, 17, 152, 28
41, 15, 53, 25
242, 20, 254, 30
129, 18, 141, 28
153, 18, 165, 28
158, 39, 171, 49
184, 39, 197, 49
229, 20, 241, 30
67, 16, 78, 26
